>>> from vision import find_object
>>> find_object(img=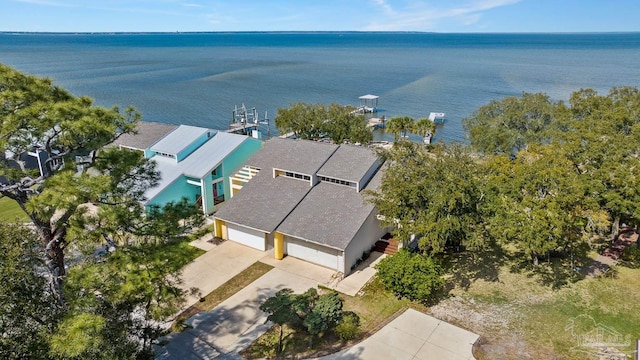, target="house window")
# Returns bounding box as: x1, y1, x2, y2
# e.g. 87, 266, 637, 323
155, 151, 175, 159
275, 169, 311, 182
318, 176, 357, 189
